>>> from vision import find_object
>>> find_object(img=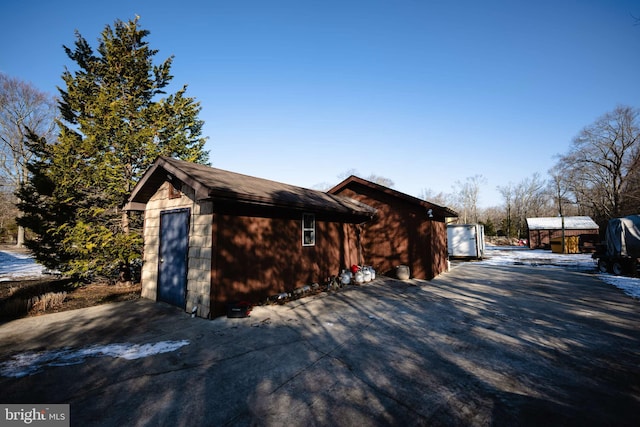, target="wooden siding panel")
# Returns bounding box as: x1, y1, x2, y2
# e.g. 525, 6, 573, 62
211, 214, 359, 316
528, 228, 599, 250
431, 221, 448, 276
335, 185, 447, 280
